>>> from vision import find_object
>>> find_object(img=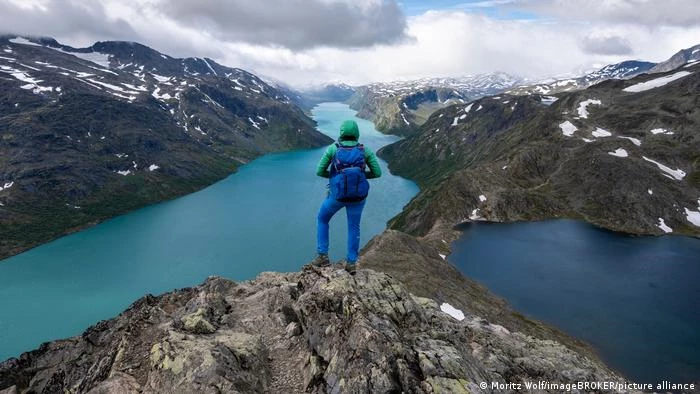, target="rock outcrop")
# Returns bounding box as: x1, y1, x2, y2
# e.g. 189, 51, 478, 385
1, 259, 627, 393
